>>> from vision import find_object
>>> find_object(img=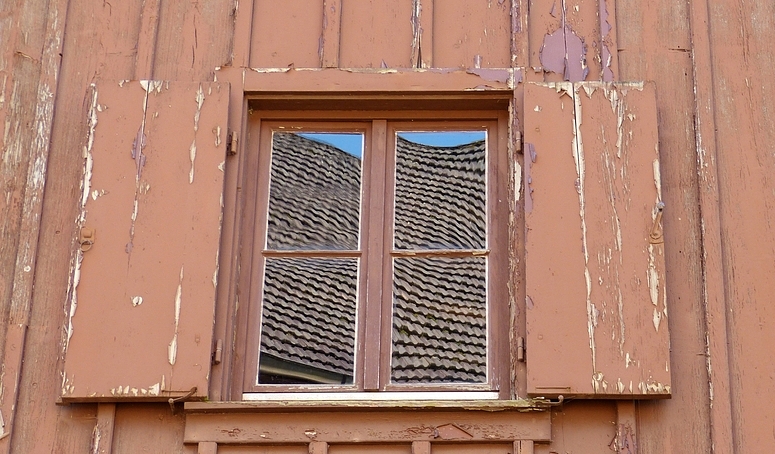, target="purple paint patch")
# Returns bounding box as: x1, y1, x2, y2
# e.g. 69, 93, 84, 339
564, 26, 588, 82
526, 295, 535, 310
540, 25, 589, 82
540, 28, 566, 75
